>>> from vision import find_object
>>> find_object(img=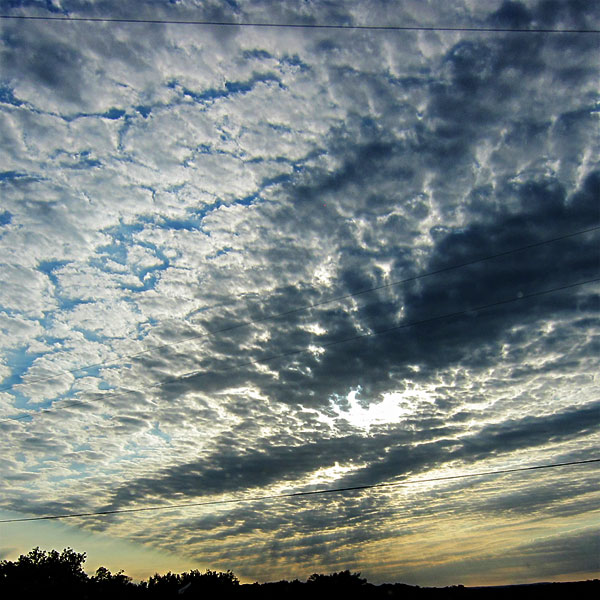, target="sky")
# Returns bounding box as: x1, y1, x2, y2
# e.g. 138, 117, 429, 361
0, 0, 599, 587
